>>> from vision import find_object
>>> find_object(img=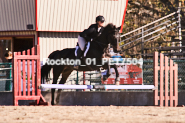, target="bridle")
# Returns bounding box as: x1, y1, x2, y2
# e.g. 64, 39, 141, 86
93, 27, 120, 51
